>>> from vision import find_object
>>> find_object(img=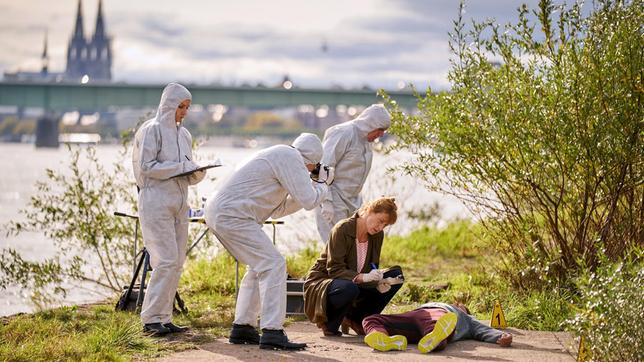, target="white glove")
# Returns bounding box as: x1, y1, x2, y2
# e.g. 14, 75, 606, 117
324, 166, 335, 185
320, 201, 334, 224
361, 269, 384, 283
